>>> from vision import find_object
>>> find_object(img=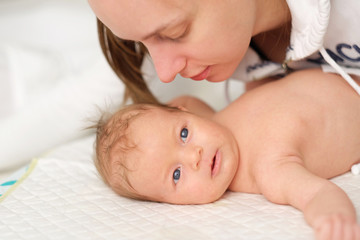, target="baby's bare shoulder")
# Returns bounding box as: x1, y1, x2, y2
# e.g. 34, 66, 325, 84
251, 153, 309, 205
